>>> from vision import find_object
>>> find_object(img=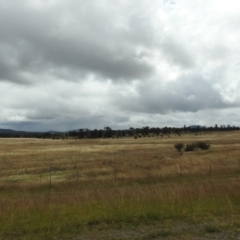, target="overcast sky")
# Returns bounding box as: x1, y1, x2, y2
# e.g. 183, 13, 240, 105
1, 0, 240, 132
